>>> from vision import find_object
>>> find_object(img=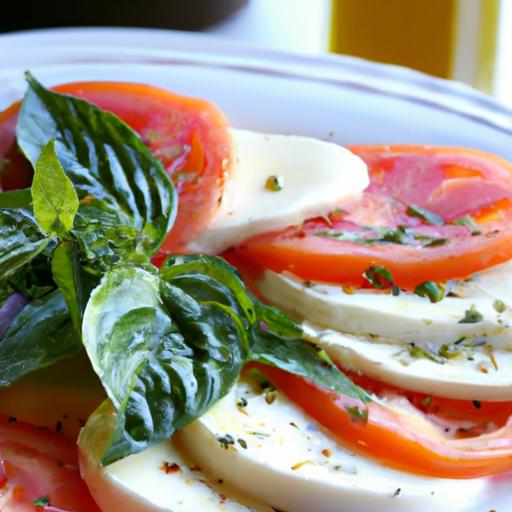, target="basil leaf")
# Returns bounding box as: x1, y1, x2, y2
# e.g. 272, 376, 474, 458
255, 300, 303, 340
0, 188, 32, 209
406, 205, 444, 225
250, 330, 370, 403
83, 266, 251, 464
0, 209, 49, 280
32, 139, 79, 235
17, 73, 176, 263
161, 254, 256, 325
51, 240, 96, 334
0, 289, 79, 386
